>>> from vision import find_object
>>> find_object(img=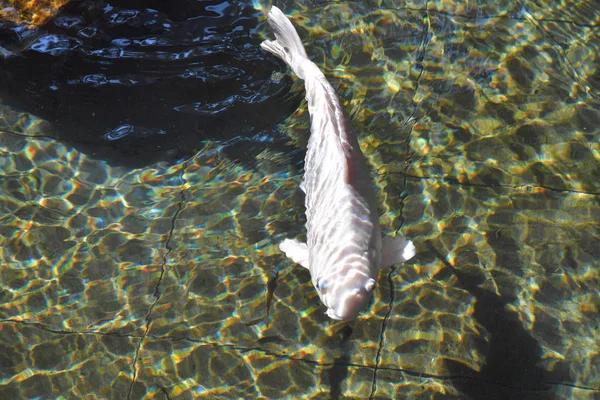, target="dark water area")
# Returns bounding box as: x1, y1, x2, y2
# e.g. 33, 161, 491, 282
0, 0, 302, 167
